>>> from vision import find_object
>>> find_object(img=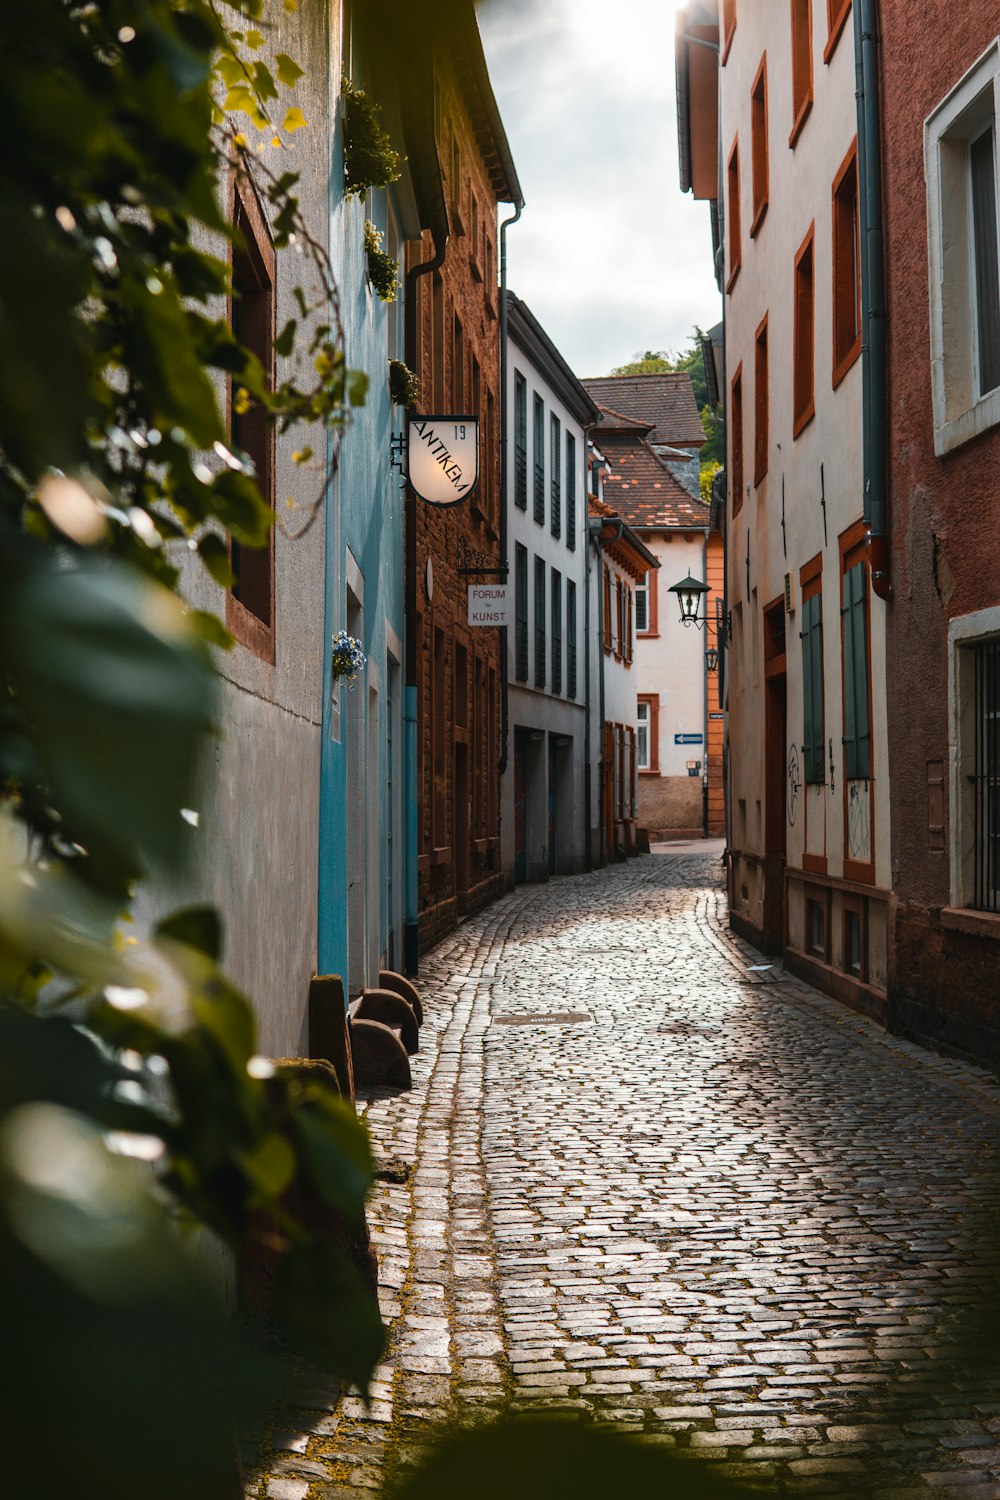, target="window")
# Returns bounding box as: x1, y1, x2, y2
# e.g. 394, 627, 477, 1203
636, 572, 649, 633
636, 696, 662, 774
750, 57, 768, 236
533, 393, 545, 523
926, 47, 1000, 453
470, 195, 480, 276
567, 580, 577, 699
794, 225, 816, 436
486, 387, 496, 526
450, 134, 465, 233
550, 413, 561, 536
551, 568, 562, 695
722, 0, 736, 63
625, 587, 633, 665
514, 372, 527, 509
971, 637, 1000, 911
807, 896, 827, 958
432, 274, 444, 409
453, 313, 464, 409
603, 566, 612, 653
433, 628, 447, 847
832, 142, 861, 386
228, 178, 275, 662
730, 363, 744, 516
800, 569, 825, 784
844, 904, 865, 979
842, 559, 870, 779
566, 432, 577, 549
970, 123, 1000, 398
825, 0, 851, 63
637, 701, 650, 770
790, 0, 812, 145
754, 315, 769, 485
534, 555, 546, 687
514, 543, 528, 682
726, 138, 742, 291
615, 578, 624, 660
